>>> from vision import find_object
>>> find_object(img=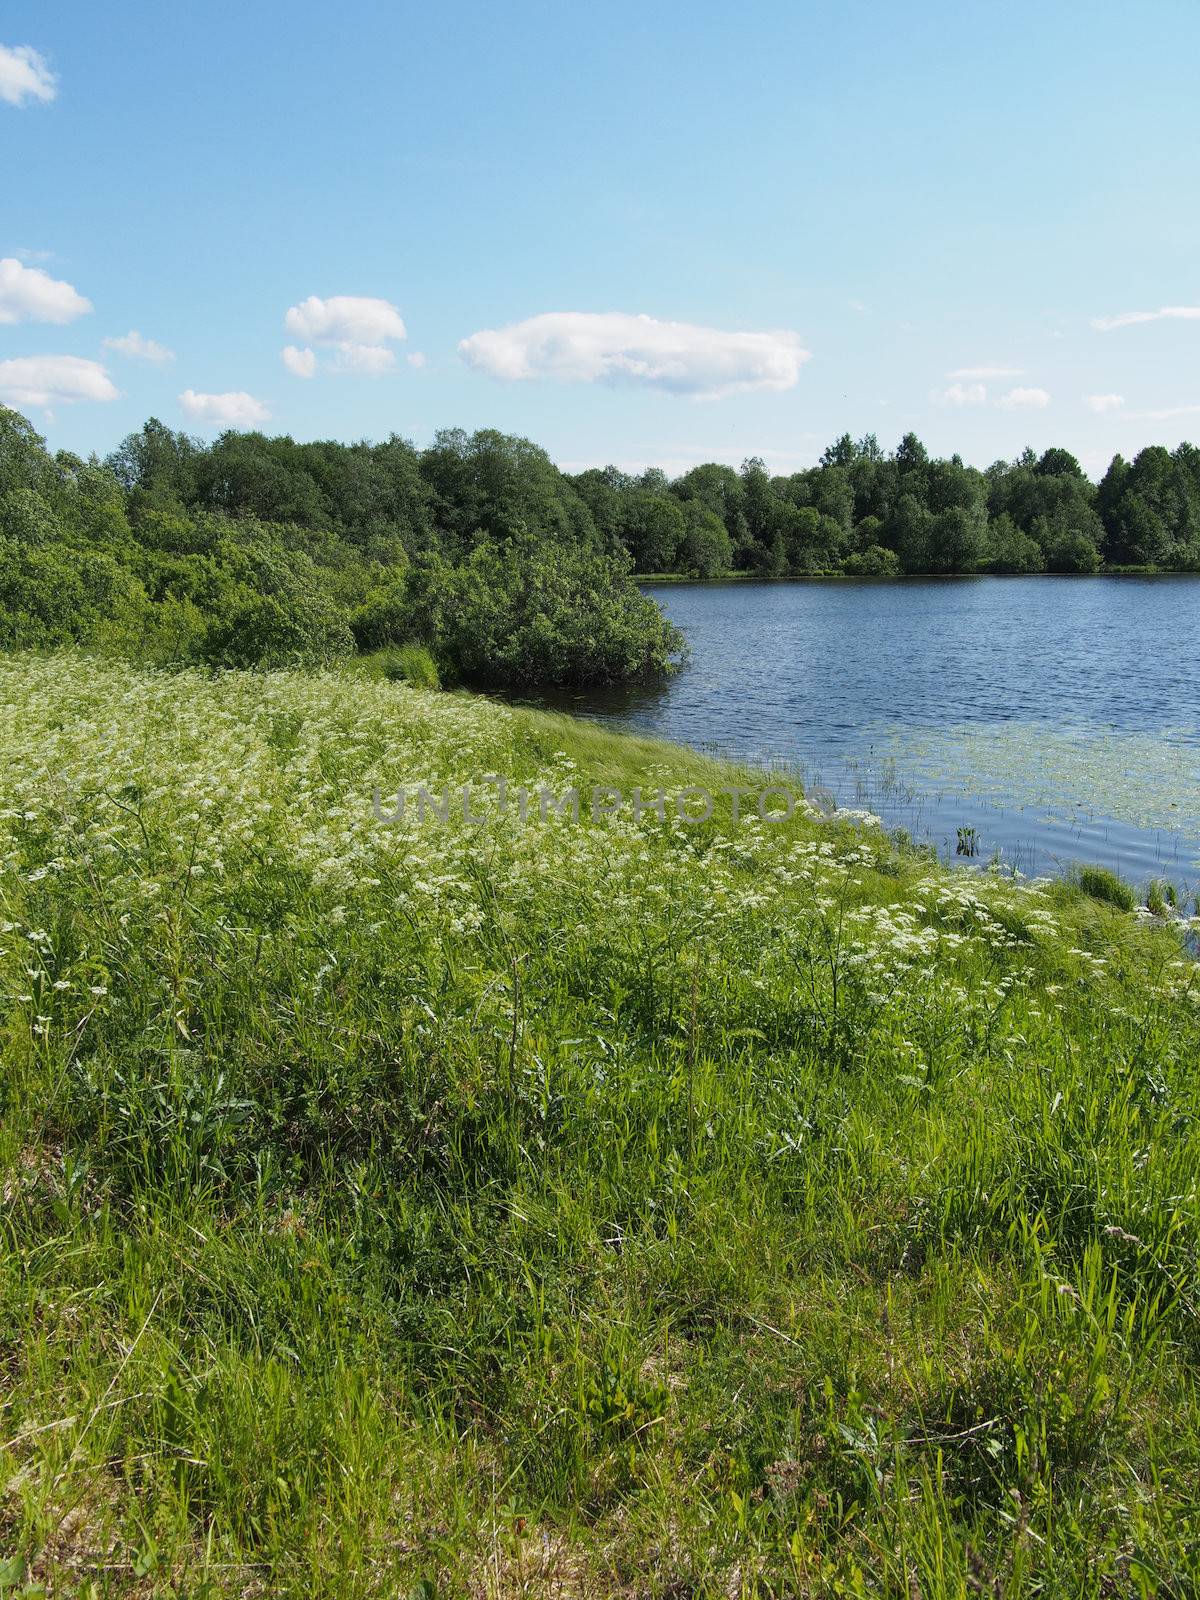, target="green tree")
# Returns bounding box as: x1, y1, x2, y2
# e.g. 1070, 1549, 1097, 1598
890, 493, 933, 573
982, 513, 1045, 574
419, 428, 594, 554
1036, 519, 1102, 573
677, 501, 732, 576
107, 417, 200, 509
621, 490, 685, 573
